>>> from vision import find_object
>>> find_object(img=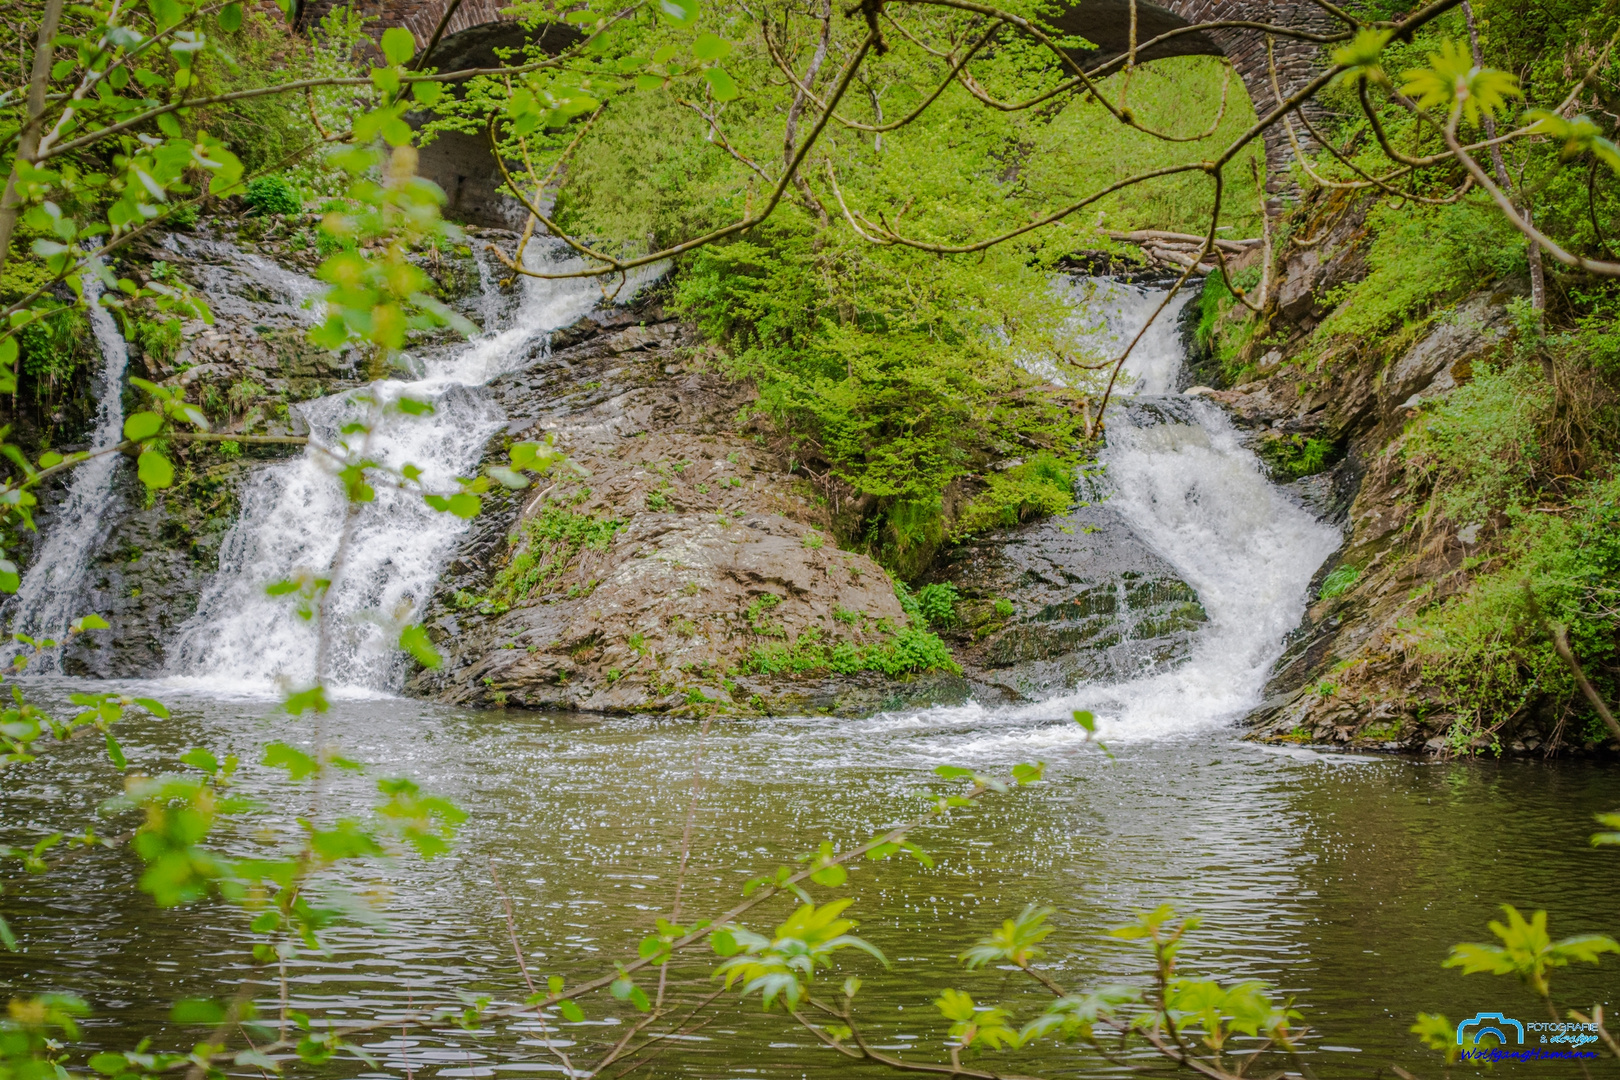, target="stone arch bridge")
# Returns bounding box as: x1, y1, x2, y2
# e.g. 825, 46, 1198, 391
294, 0, 1336, 226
